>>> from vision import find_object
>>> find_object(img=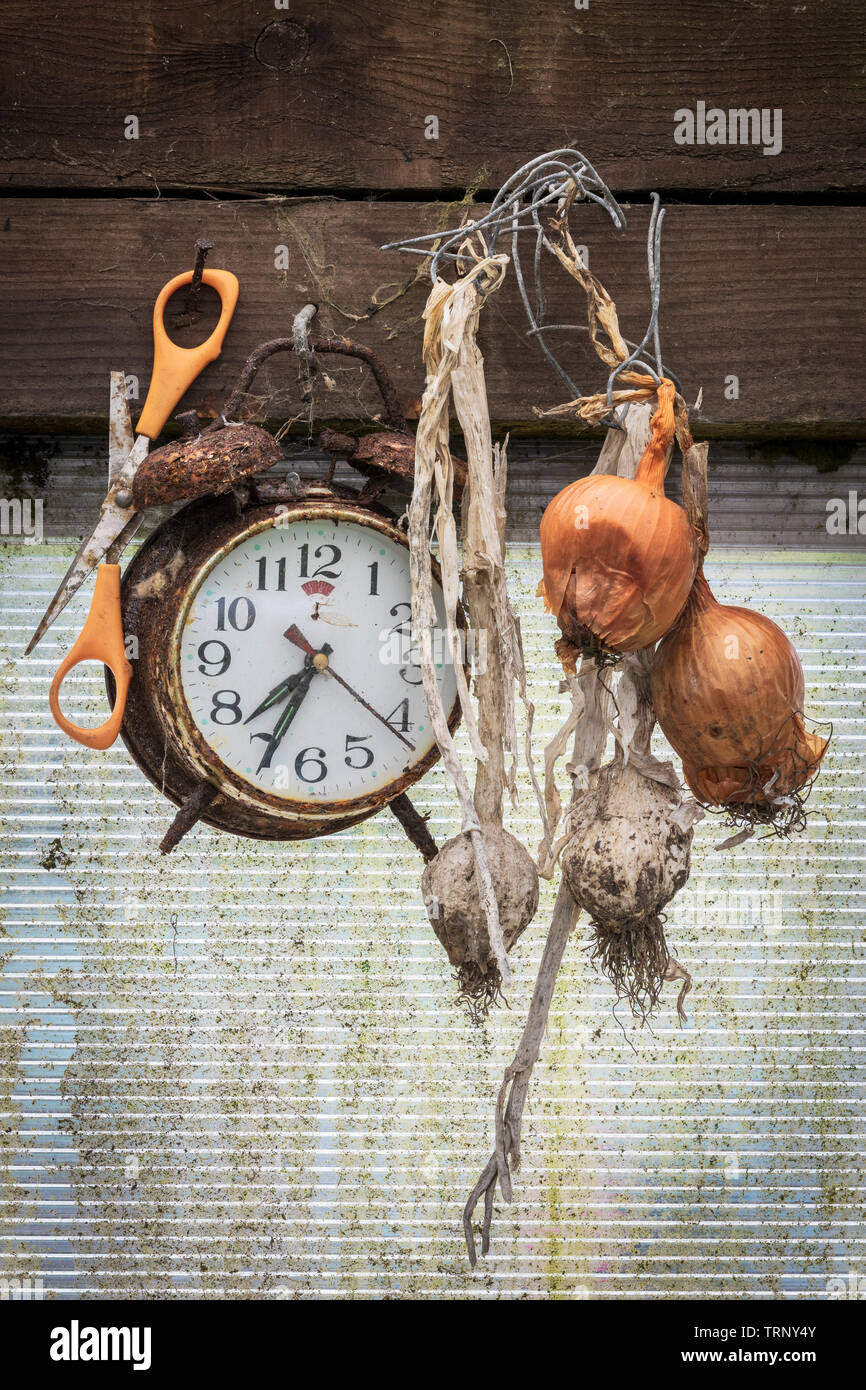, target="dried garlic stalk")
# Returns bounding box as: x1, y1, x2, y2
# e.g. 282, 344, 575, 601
411, 255, 545, 1008
464, 402, 655, 1262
